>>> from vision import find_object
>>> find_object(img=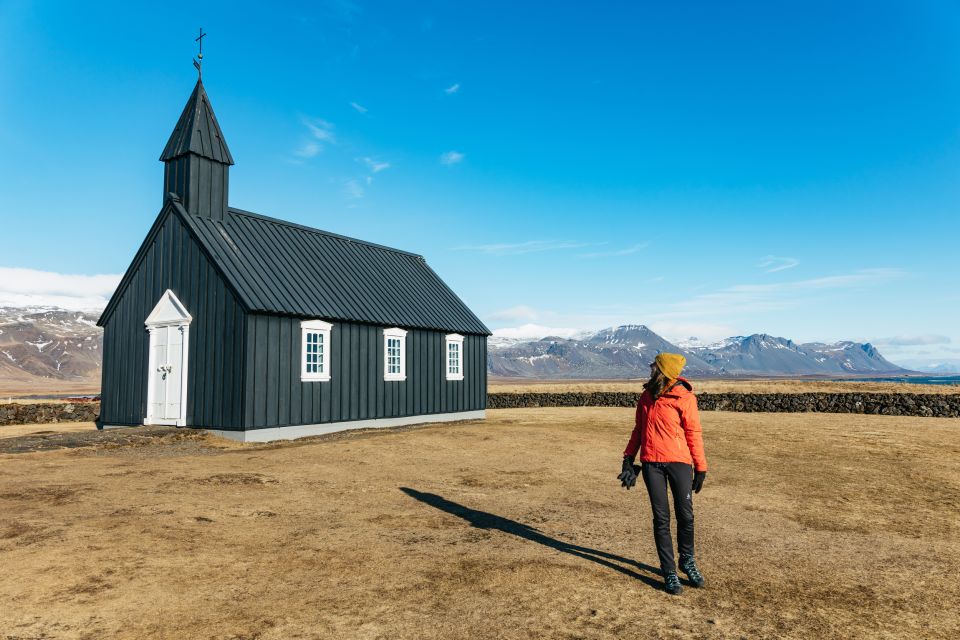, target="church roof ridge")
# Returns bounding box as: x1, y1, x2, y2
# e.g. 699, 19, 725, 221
225, 206, 424, 259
